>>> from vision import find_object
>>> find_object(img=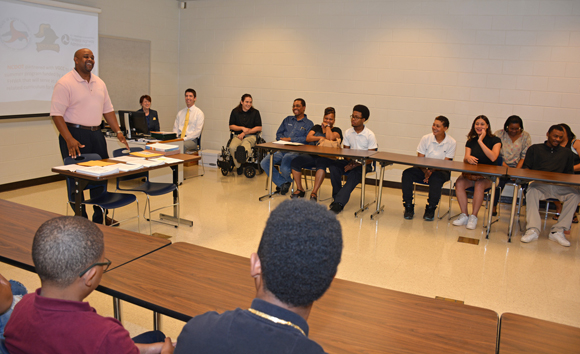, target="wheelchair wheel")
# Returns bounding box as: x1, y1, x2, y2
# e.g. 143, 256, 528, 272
221, 167, 229, 176
244, 166, 256, 178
